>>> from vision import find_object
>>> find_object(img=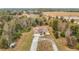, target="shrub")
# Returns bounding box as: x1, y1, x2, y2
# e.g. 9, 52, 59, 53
12, 31, 22, 41
15, 24, 23, 32
0, 29, 3, 35
60, 32, 65, 37
53, 31, 59, 39
26, 27, 31, 32
71, 19, 74, 23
